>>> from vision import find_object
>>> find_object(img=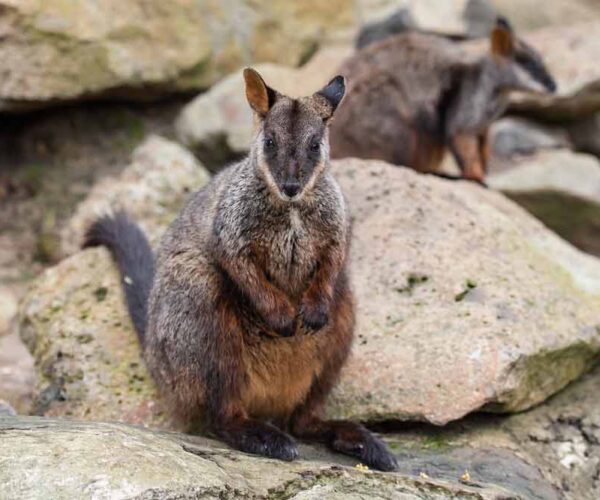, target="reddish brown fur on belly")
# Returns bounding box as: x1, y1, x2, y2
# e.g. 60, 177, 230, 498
242, 331, 322, 420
